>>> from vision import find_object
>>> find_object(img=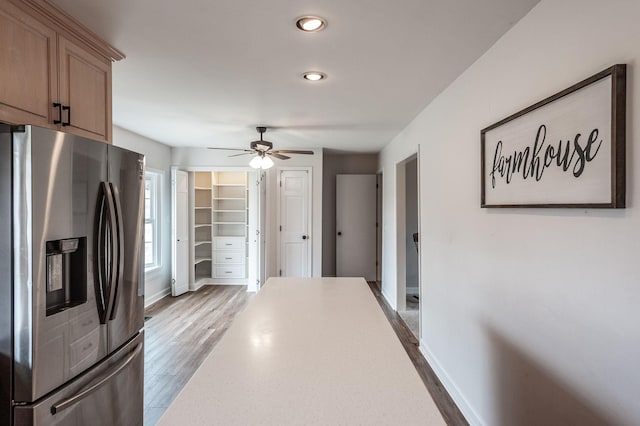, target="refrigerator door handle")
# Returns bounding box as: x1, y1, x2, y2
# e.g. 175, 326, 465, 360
102, 182, 119, 324
50, 341, 143, 415
95, 184, 108, 321
95, 182, 117, 324
108, 182, 125, 321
